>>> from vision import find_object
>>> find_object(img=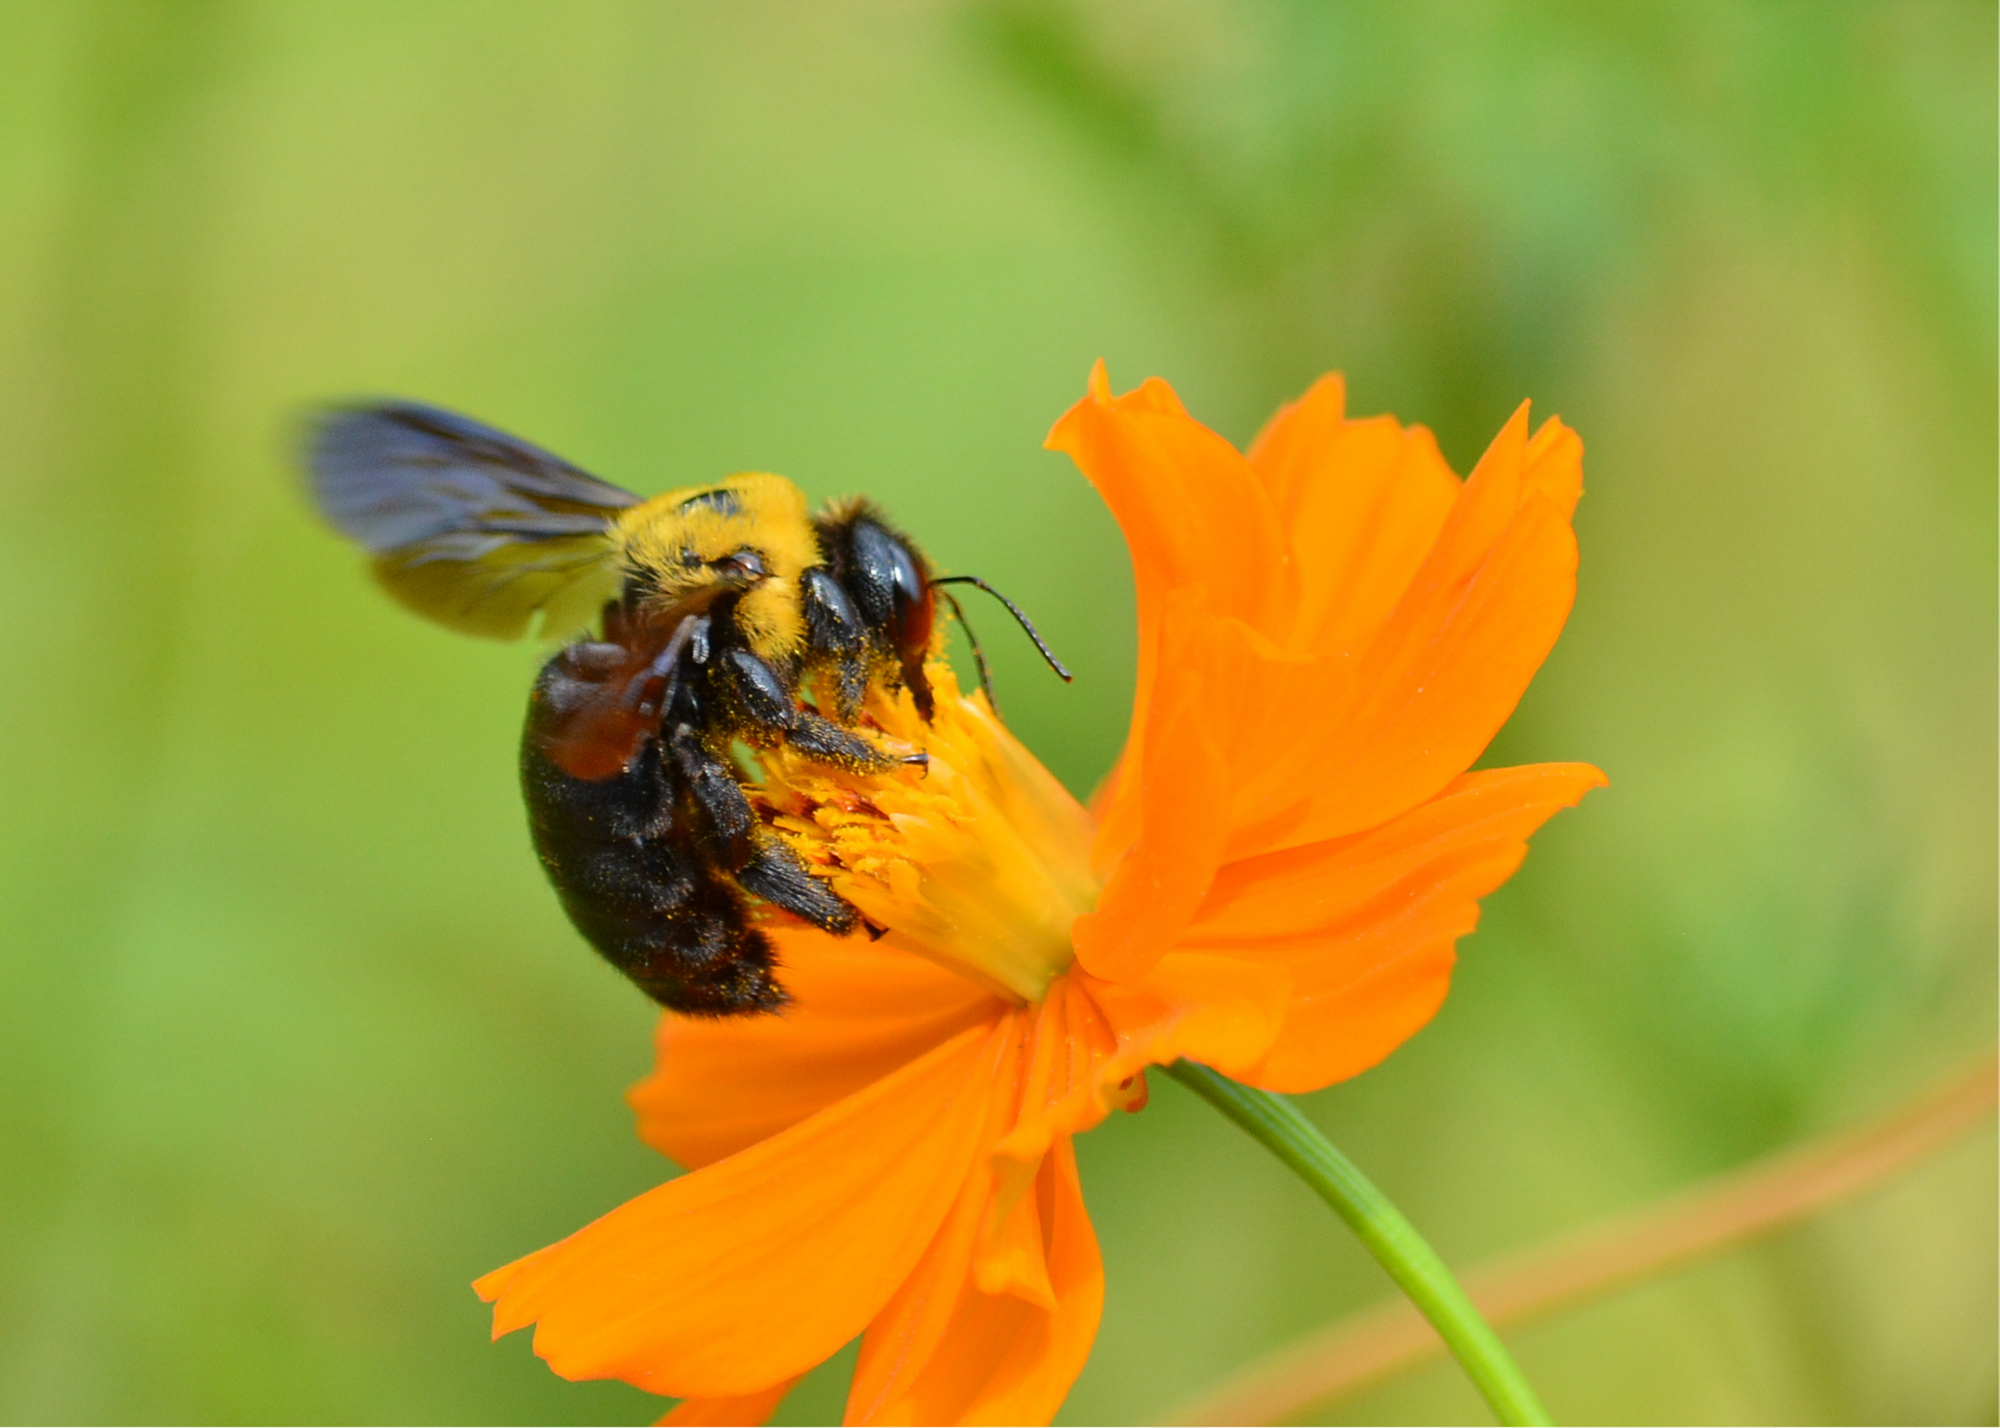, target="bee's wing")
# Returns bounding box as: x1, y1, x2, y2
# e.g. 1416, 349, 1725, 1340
304, 401, 641, 640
